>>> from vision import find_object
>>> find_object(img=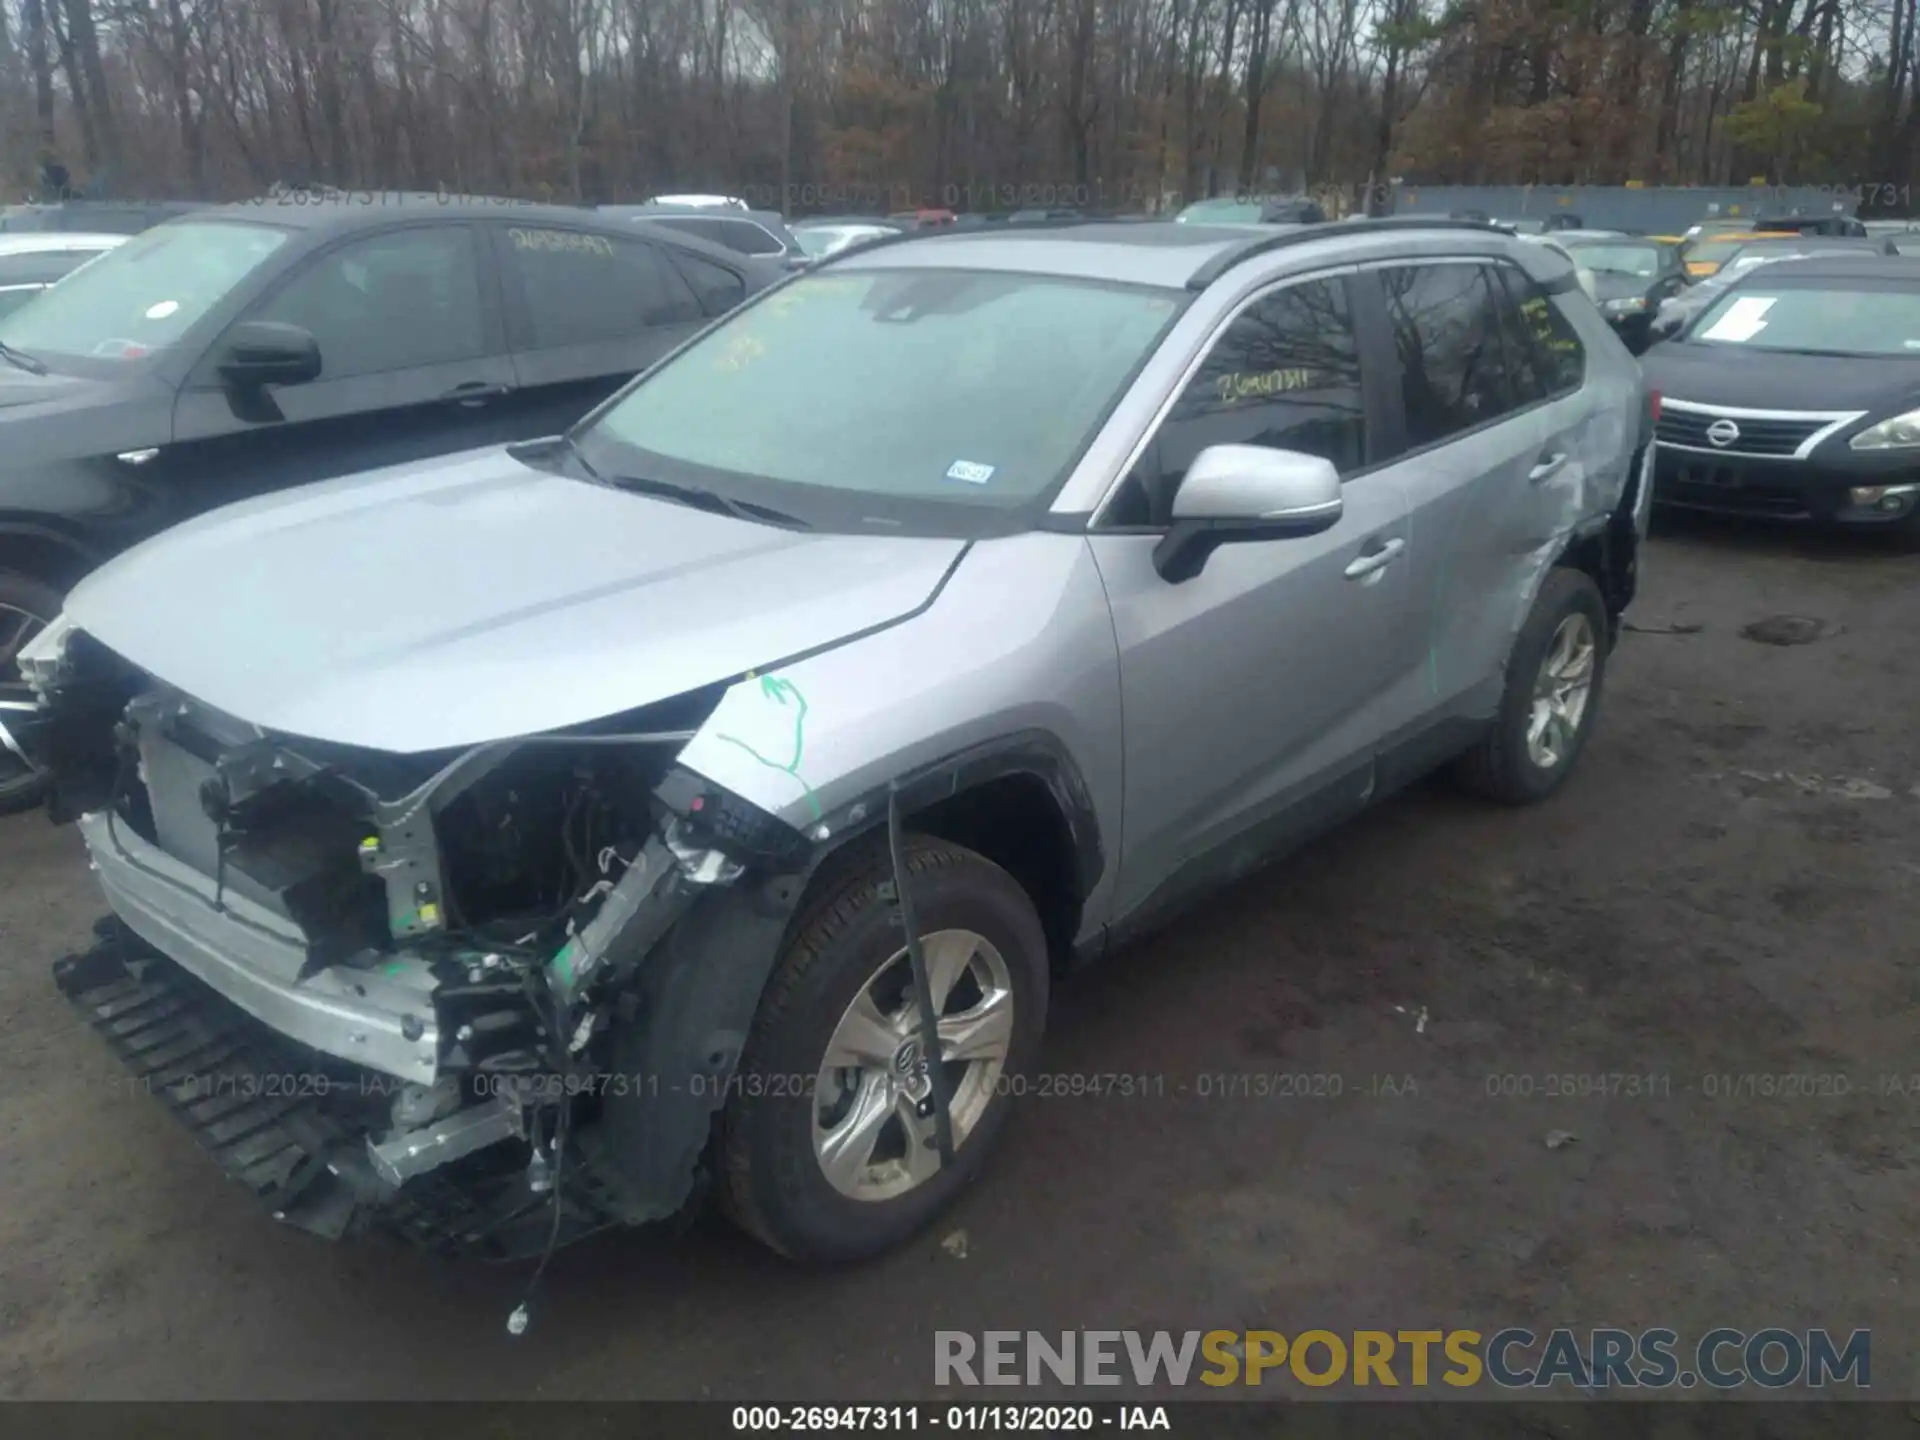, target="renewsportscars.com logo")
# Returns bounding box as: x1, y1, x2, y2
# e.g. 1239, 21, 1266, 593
934, 1328, 1871, 1390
